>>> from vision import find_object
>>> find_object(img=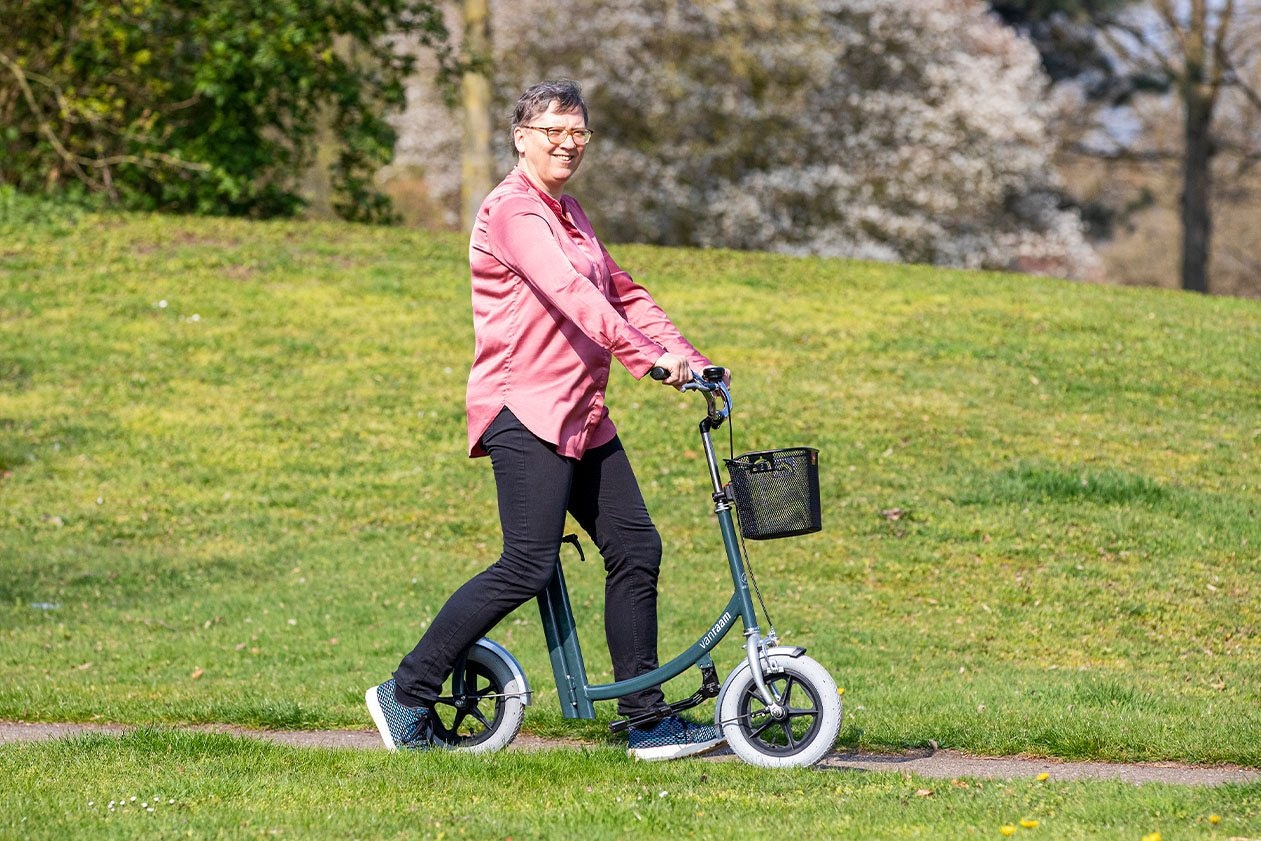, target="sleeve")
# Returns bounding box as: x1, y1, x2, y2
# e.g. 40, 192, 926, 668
601, 243, 712, 373
484, 196, 665, 378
